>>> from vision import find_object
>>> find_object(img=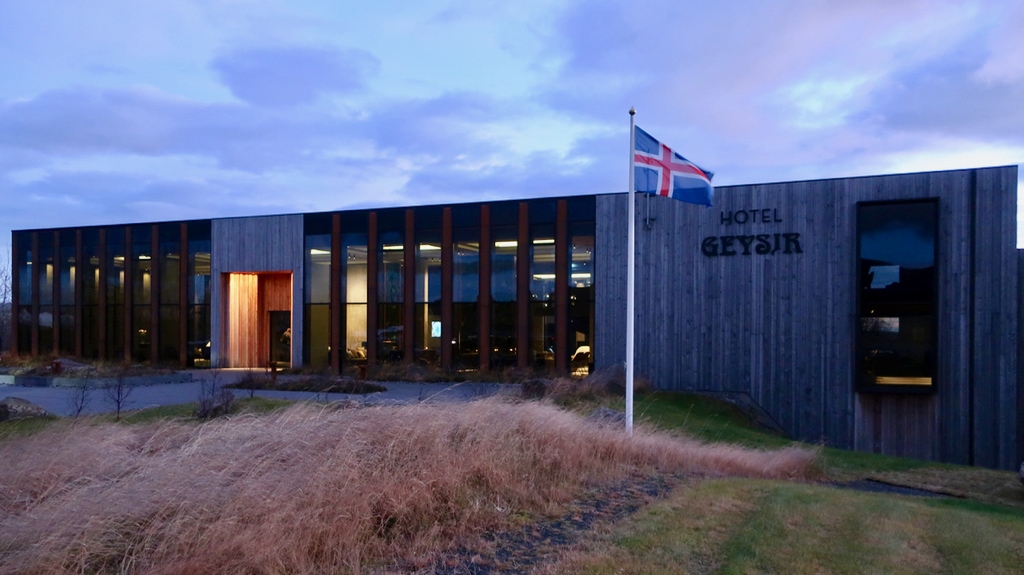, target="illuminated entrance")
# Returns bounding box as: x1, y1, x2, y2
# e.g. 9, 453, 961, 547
222, 272, 292, 368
